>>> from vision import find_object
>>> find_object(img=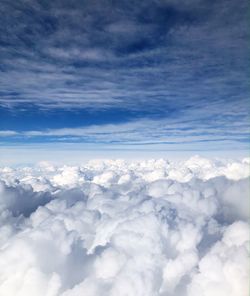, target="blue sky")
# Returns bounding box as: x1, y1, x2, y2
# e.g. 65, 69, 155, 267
0, 0, 249, 162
